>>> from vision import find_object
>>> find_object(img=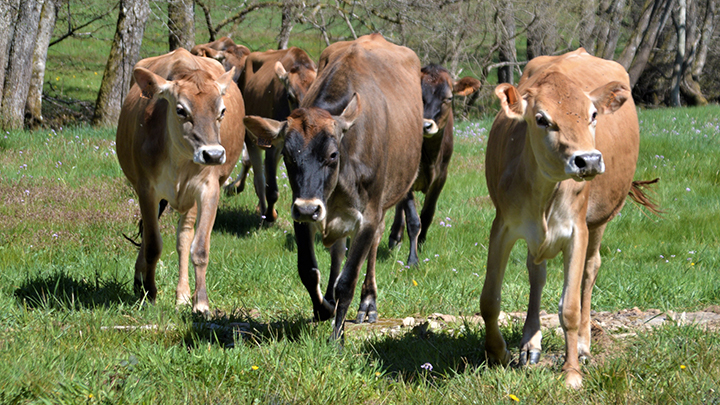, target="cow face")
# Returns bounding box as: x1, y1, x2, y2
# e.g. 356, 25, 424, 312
244, 95, 361, 222
421, 65, 481, 136
275, 61, 317, 110
495, 73, 629, 182
134, 66, 236, 166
